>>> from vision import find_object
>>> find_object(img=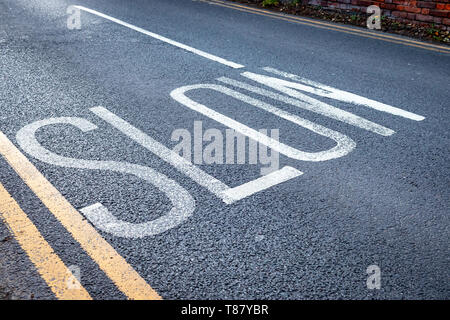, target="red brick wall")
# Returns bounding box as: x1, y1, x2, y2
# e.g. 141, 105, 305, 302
306, 0, 450, 29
